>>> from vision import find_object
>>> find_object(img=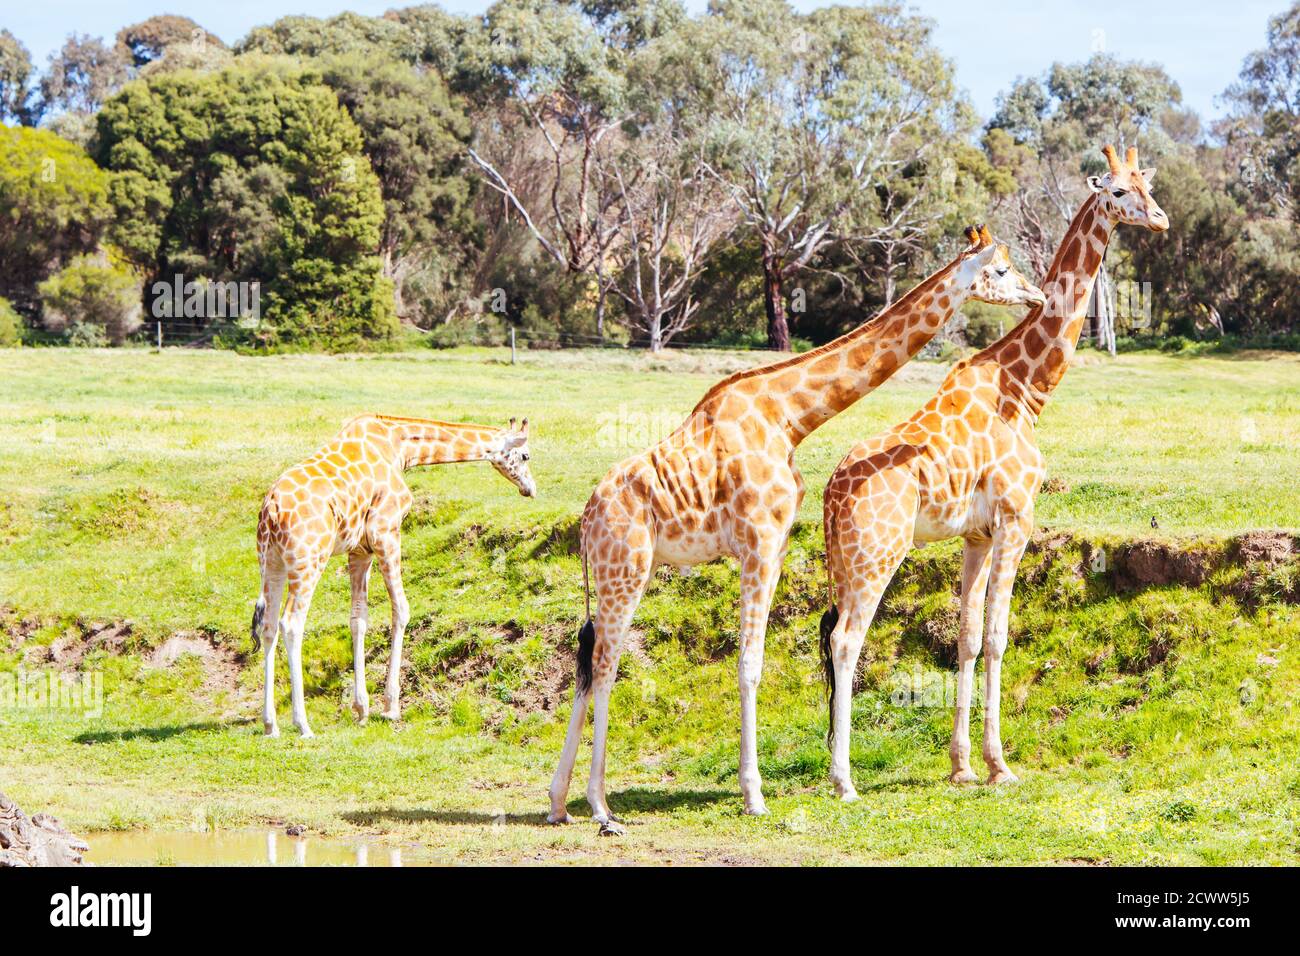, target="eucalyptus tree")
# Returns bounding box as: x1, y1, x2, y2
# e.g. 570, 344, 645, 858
0, 30, 37, 125
656, 0, 966, 349
462, 0, 674, 335
986, 54, 1185, 351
